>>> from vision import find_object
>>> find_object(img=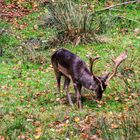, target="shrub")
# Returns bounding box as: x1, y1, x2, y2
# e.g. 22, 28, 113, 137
44, 0, 109, 47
